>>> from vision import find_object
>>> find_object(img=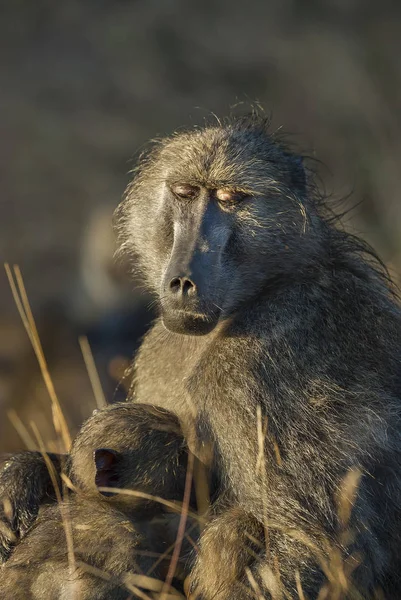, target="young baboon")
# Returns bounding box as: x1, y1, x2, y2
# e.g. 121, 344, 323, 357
0, 403, 196, 599
1, 115, 401, 598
